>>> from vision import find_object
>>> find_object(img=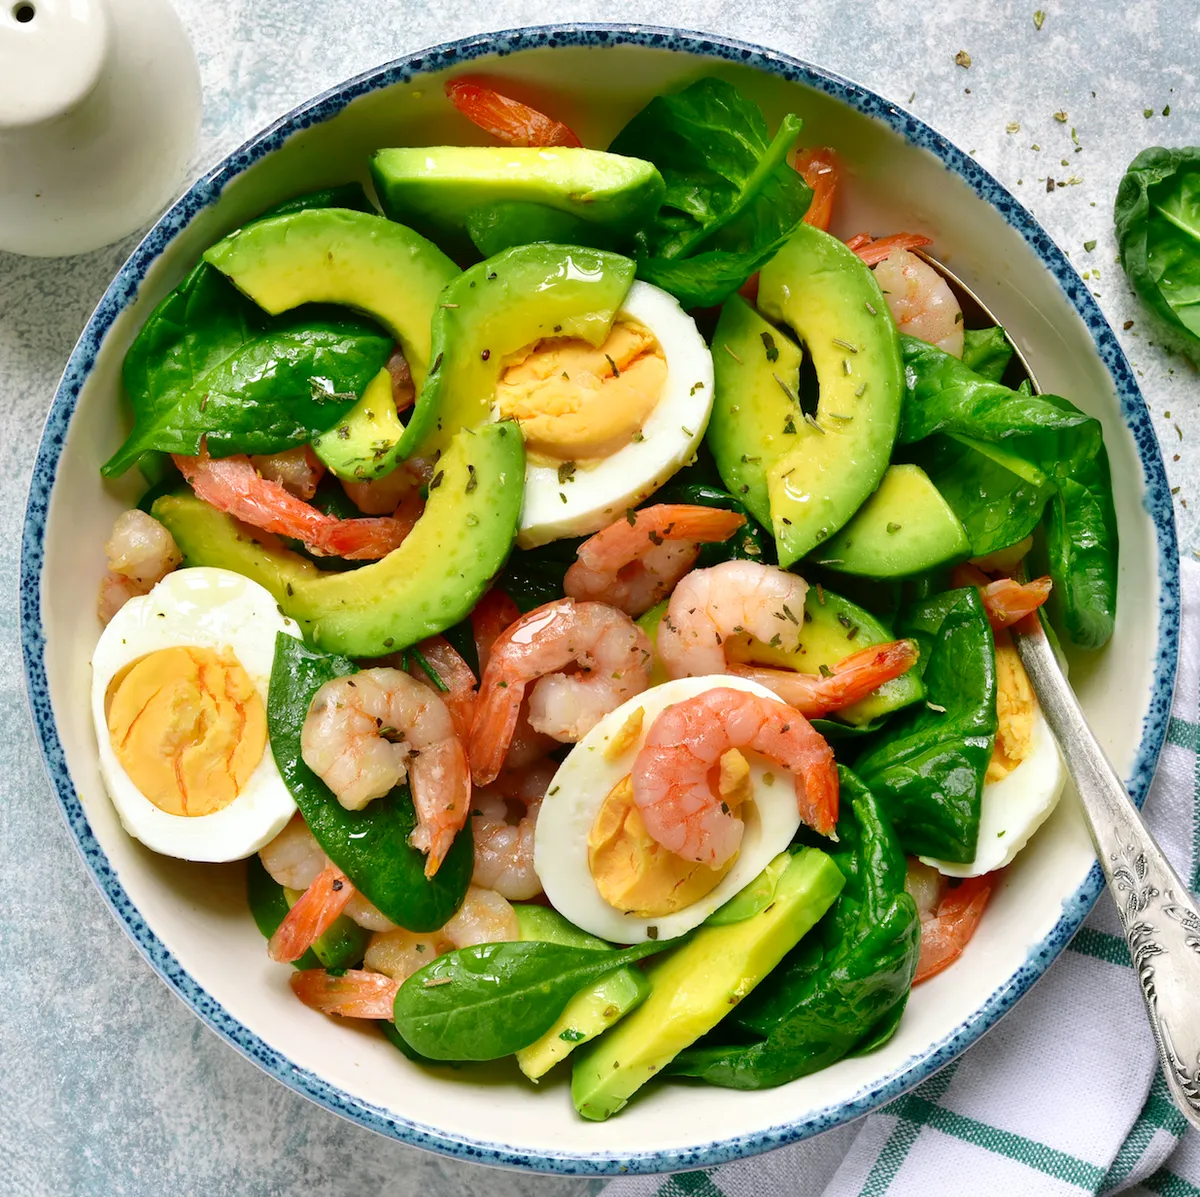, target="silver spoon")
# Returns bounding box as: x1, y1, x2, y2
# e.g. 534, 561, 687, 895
920, 252, 1200, 1131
